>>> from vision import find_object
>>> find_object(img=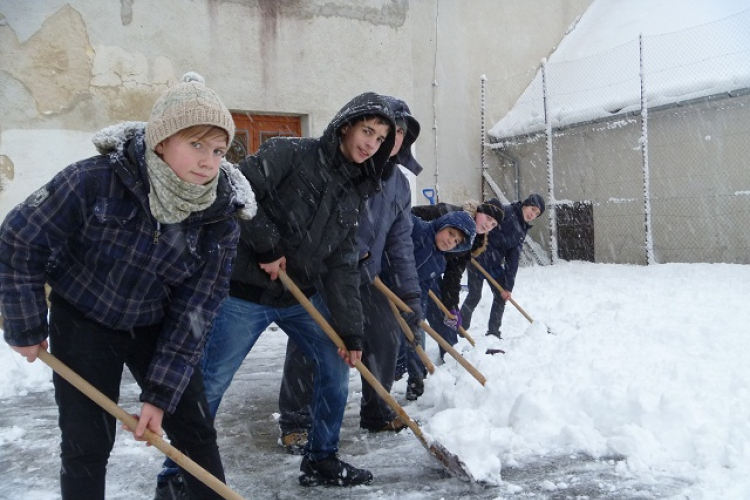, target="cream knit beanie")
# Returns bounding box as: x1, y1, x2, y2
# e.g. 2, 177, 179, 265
146, 72, 235, 150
